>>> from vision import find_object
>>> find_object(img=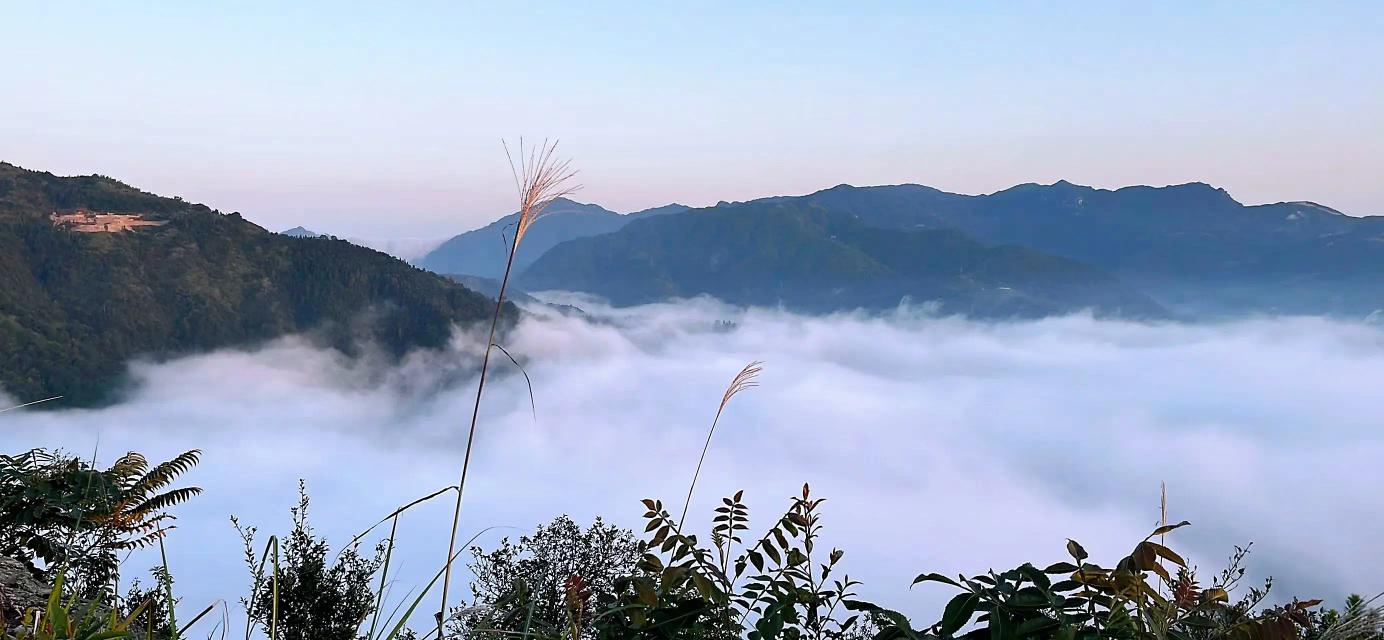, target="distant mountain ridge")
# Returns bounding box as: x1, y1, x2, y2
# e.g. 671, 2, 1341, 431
521, 200, 1167, 319
435, 180, 1383, 318
783, 181, 1384, 315
418, 198, 689, 278
791, 180, 1378, 274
